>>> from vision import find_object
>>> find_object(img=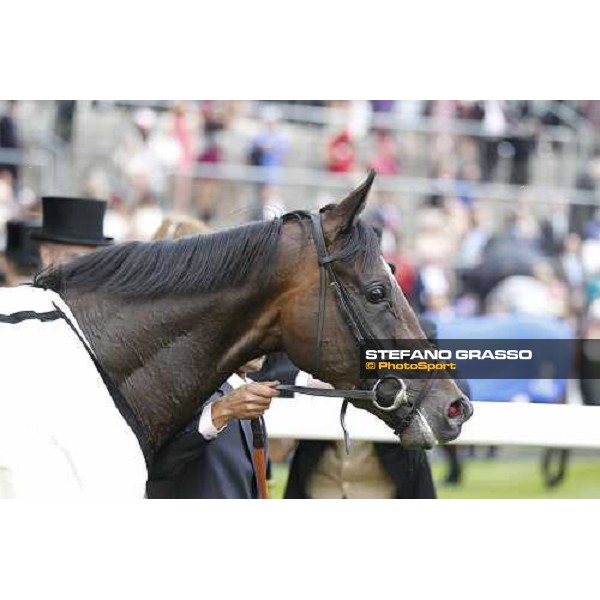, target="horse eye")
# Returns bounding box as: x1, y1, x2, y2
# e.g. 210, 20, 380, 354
366, 285, 386, 303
